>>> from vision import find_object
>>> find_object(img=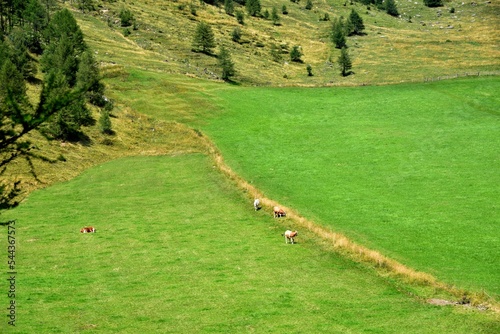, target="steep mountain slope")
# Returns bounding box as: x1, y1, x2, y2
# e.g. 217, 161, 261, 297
81, 0, 499, 85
